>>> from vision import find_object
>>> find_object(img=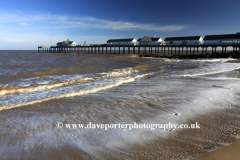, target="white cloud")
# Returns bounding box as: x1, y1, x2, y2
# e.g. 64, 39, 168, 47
18, 22, 27, 26
0, 11, 188, 32
0, 10, 189, 49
